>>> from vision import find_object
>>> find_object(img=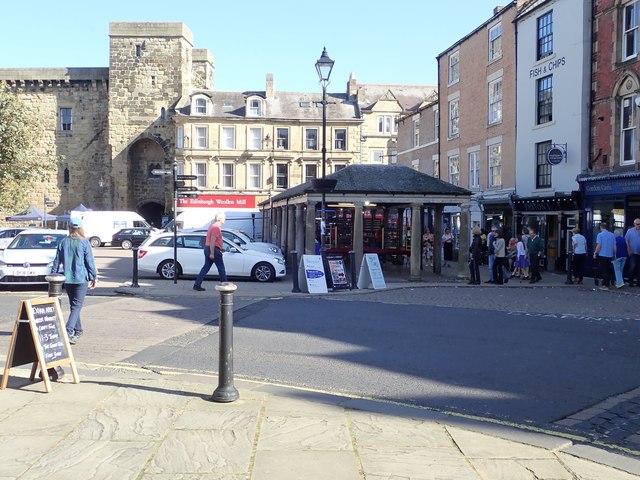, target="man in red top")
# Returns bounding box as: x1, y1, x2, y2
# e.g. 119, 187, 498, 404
193, 212, 229, 290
